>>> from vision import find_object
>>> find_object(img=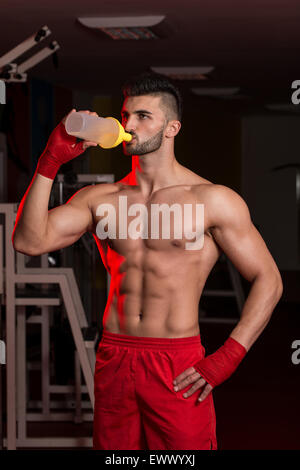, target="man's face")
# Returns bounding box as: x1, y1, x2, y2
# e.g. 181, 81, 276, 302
121, 95, 167, 156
